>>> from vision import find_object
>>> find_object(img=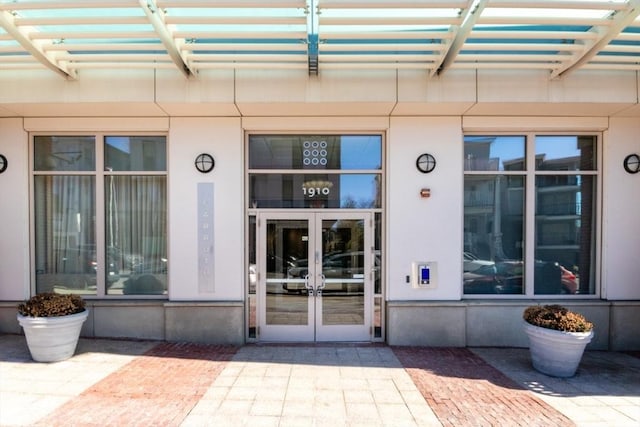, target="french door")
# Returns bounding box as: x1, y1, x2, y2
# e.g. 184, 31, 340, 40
257, 212, 373, 342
